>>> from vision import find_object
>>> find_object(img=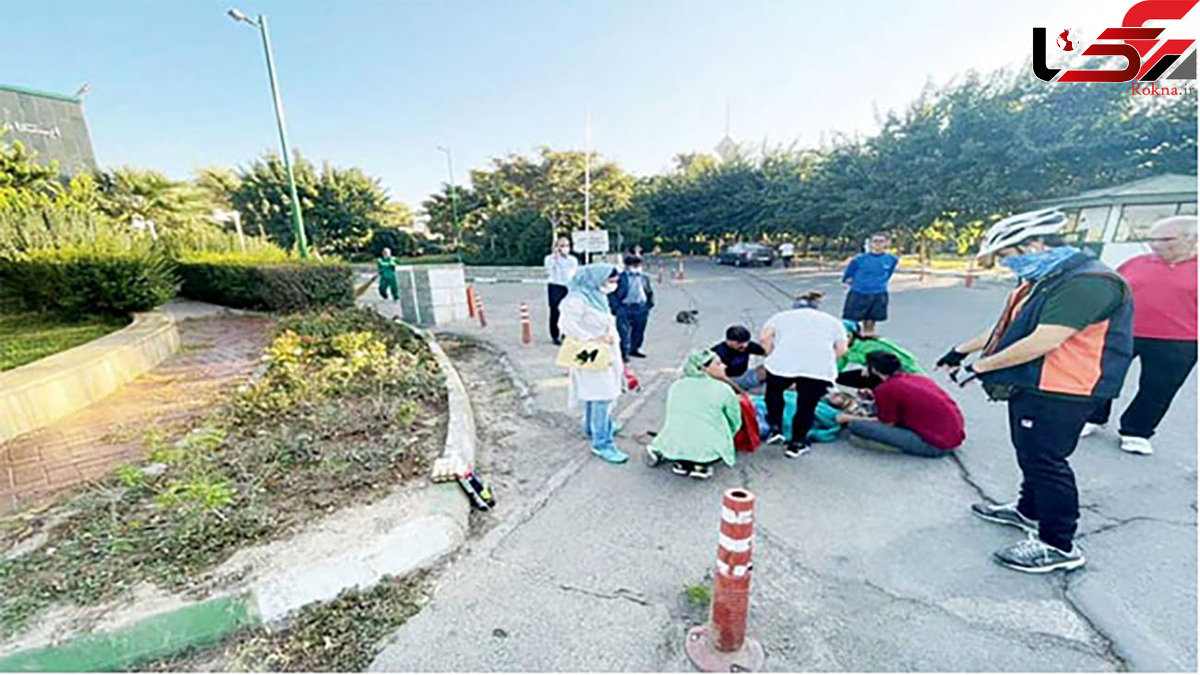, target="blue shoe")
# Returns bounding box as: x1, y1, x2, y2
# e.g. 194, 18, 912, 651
596, 447, 629, 464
